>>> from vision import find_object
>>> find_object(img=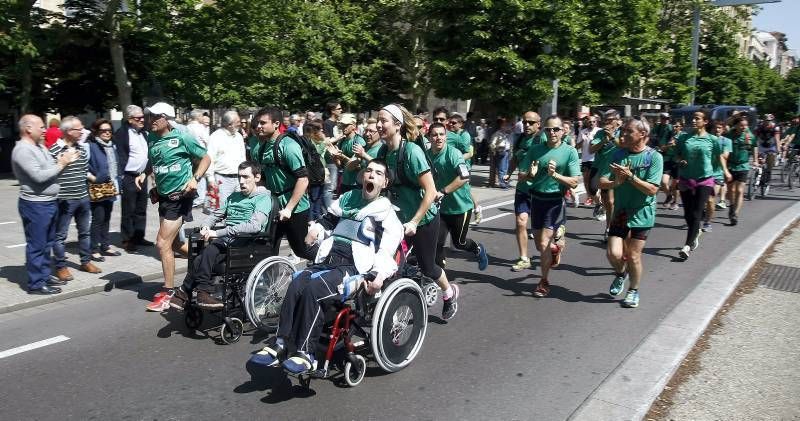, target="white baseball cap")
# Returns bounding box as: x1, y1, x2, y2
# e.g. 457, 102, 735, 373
145, 102, 176, 118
